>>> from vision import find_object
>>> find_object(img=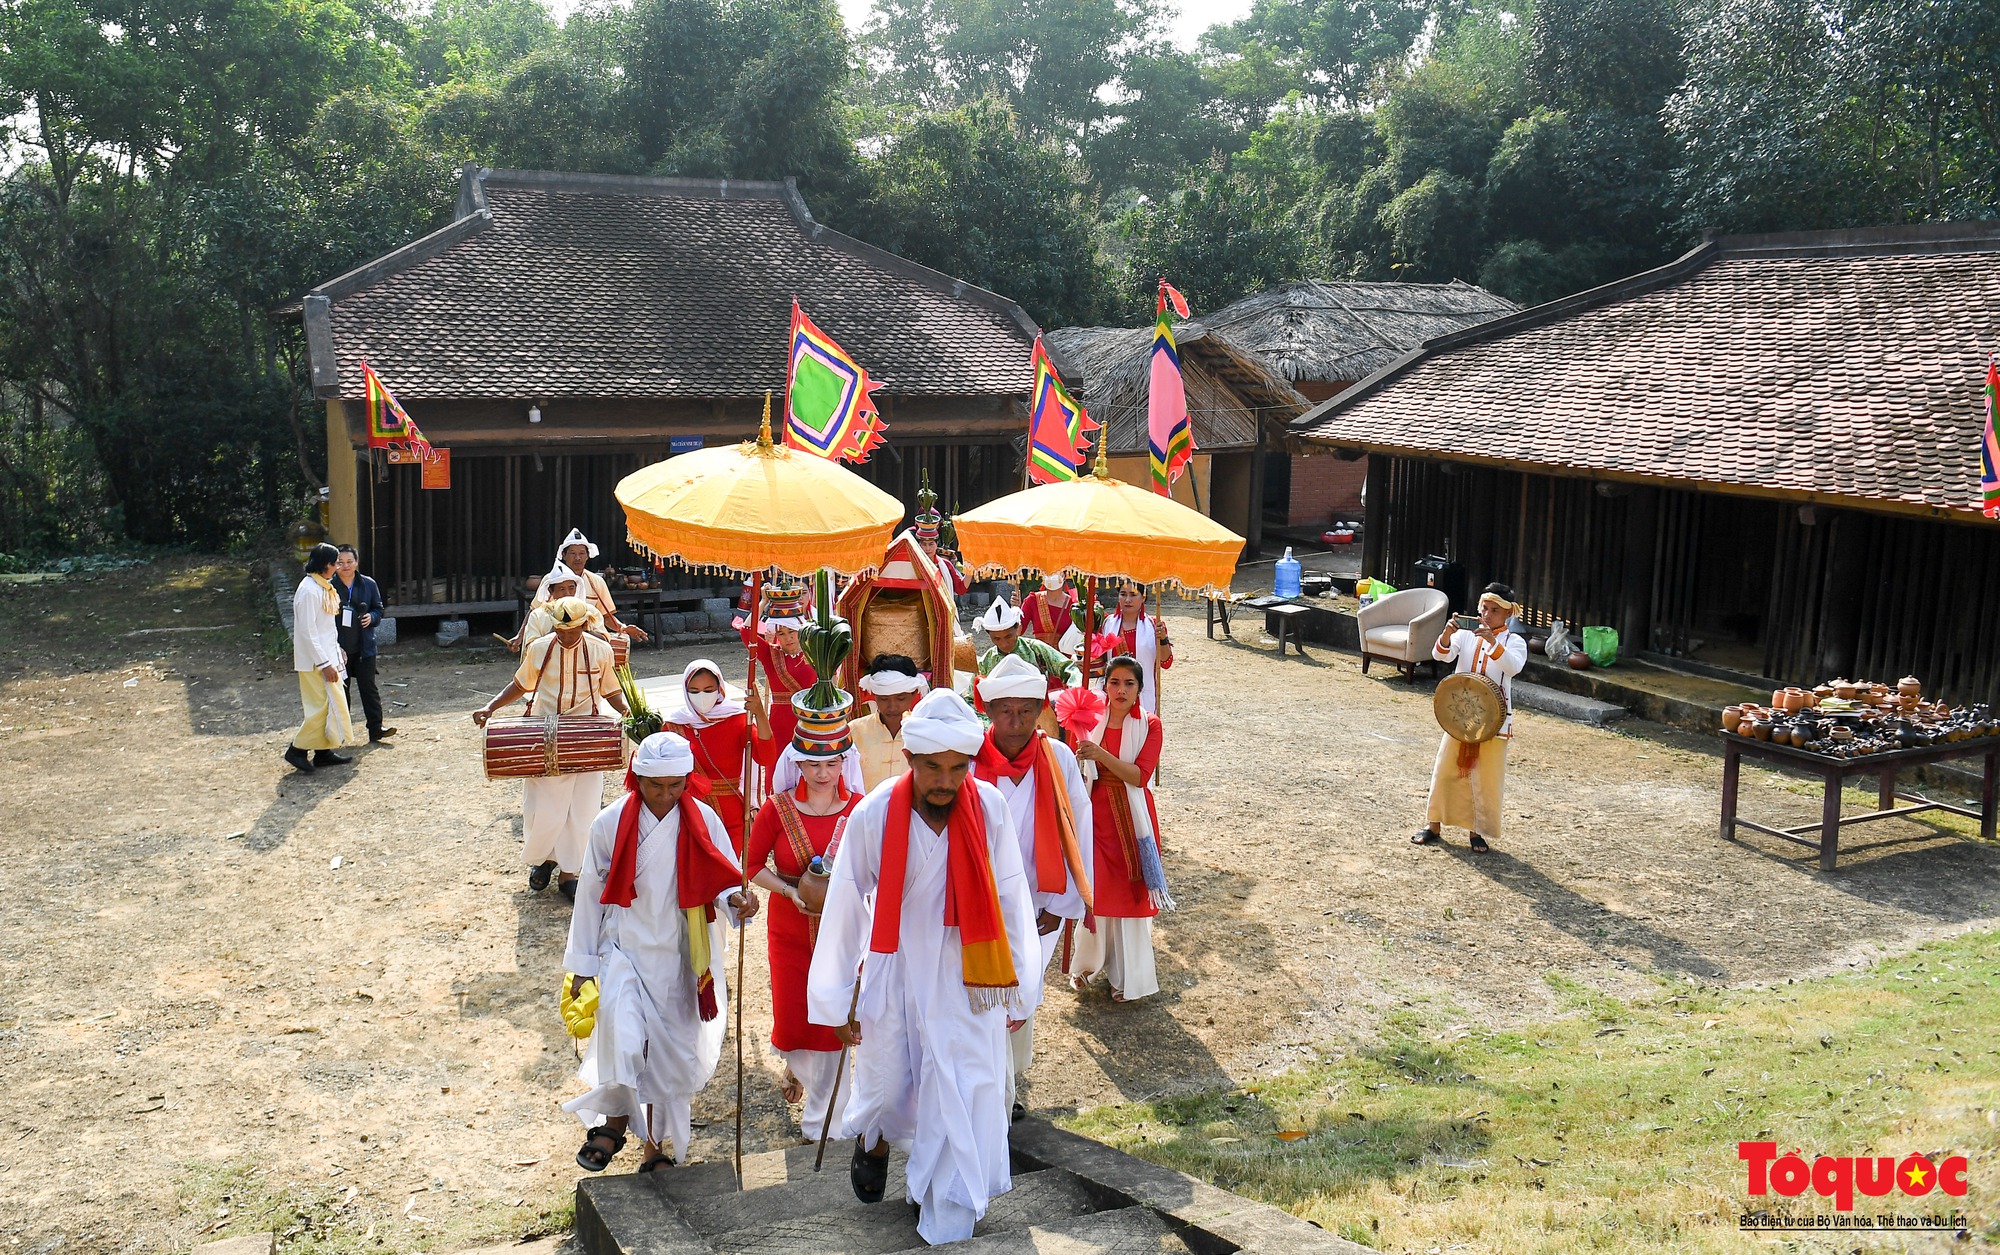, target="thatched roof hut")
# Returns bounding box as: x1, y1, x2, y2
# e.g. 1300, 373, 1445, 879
1202, 280, 1519, 393
1044, 322, 1308, 456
